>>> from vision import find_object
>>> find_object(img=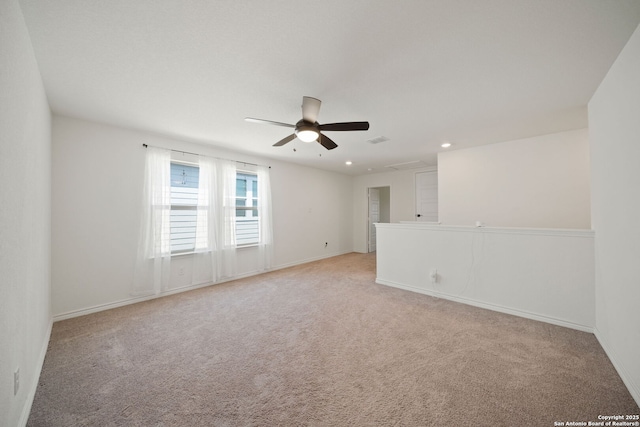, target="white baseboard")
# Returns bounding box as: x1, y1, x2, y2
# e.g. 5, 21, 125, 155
267, 250, 351, 271
19, 318, 53, 427
376, 277, 594, 333
53, 250, 352, 322
54, 280, 219, 321
594, 328, 640, 408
